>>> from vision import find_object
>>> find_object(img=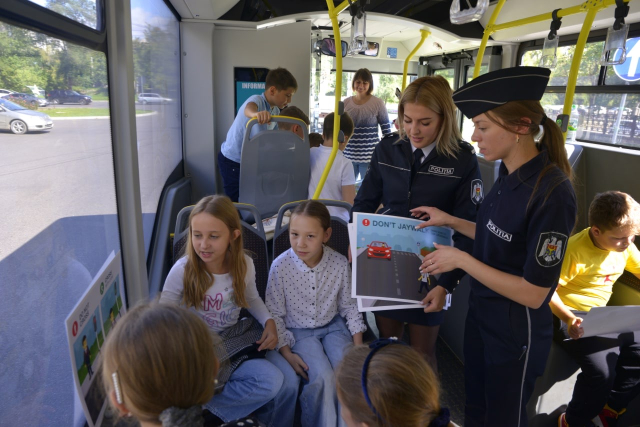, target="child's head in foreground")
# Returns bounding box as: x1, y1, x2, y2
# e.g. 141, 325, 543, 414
322, 112, 354, 150
102, 303, 217, 426
279, 105, 310, 139
336, 340, 450, 427
588, 191, 640, 252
